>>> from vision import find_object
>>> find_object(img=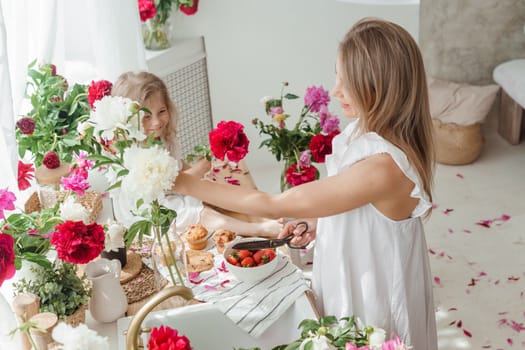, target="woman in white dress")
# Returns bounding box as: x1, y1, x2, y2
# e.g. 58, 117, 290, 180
173, 18, 438, 349
110, 71, 282, 237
